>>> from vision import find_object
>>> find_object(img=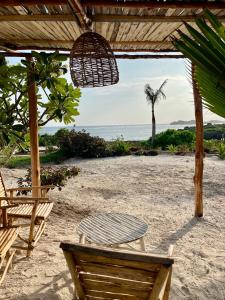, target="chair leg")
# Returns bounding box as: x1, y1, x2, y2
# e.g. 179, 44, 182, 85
139, 237, 146, 251
27, 219, 36, 257
0, 250, 16, 285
